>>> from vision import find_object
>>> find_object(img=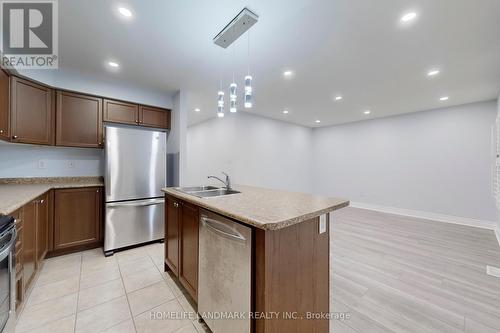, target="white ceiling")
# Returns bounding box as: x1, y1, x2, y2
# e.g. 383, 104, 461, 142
58, 0, 500, 127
